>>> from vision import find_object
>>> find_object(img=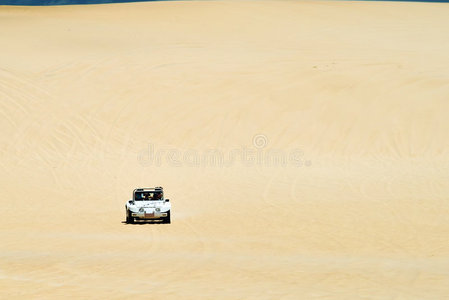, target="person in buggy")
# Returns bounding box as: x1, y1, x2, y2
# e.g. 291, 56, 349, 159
152, 192, 162, 200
